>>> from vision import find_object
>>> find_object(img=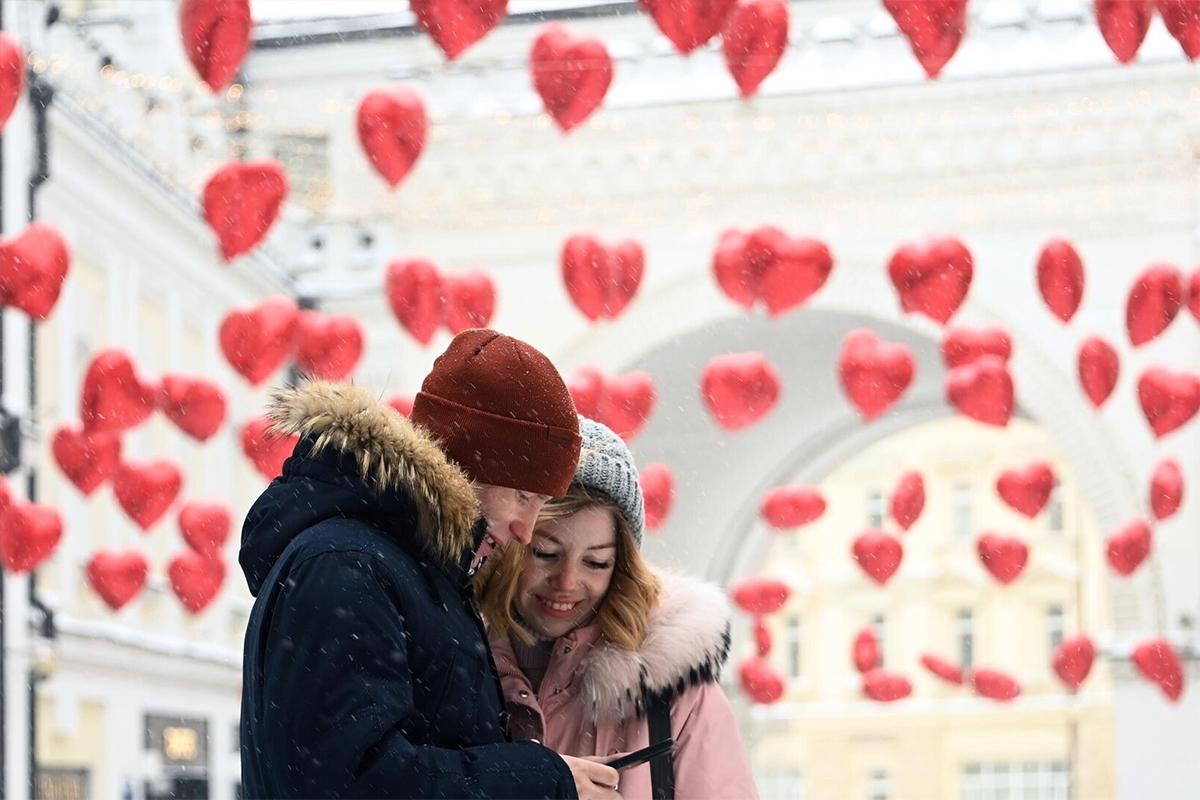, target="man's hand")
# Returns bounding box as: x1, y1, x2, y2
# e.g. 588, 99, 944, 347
561, 754, 621, 800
